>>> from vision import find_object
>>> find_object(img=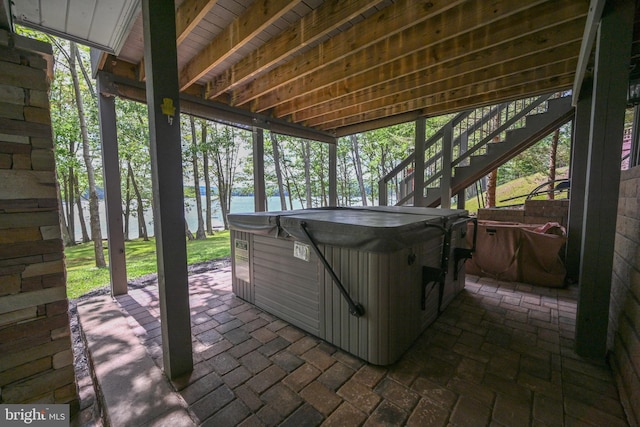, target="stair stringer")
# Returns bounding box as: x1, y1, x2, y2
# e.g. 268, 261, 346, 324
425, 96, 575, 207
